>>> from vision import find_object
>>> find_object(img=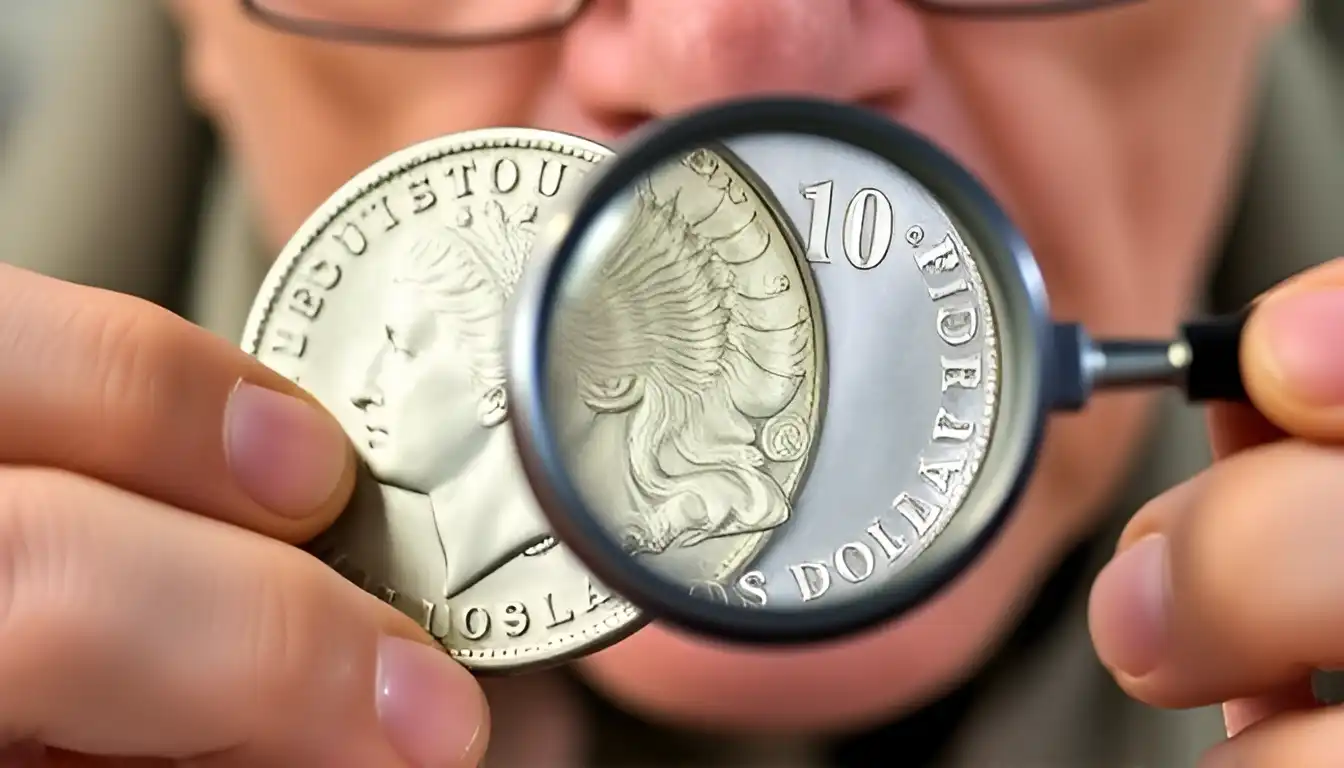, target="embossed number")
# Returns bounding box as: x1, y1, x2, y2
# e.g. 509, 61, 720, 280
800, 182, 894, 270
801, 181, 834, 263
